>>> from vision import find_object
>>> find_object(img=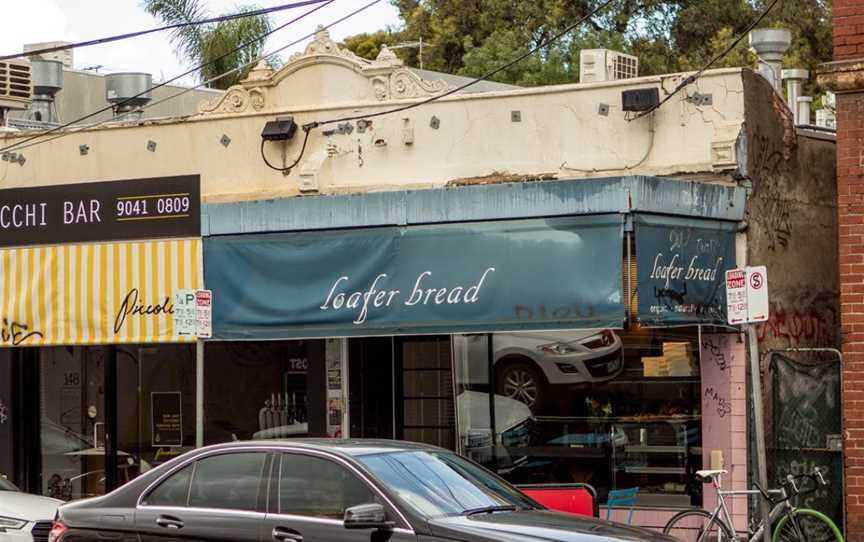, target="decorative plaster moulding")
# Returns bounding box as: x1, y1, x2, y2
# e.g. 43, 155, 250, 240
198, 27, 449, 115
